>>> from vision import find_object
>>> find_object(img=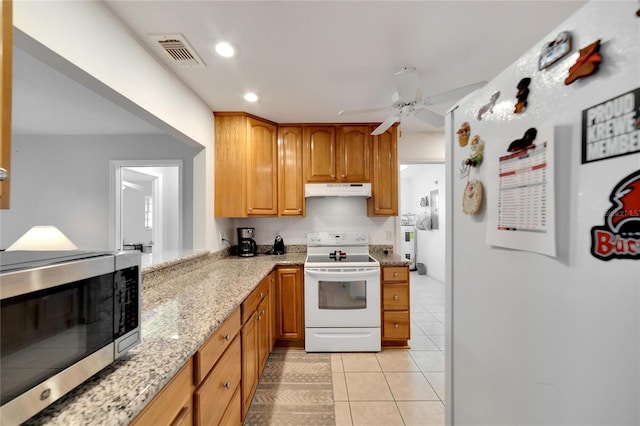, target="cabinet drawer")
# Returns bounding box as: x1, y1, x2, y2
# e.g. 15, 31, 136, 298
242, 278, 269, 323
383, 284, 409, 310
219, 387, 241, 426
194, 334, 241, 426
382, 266, 408, 282
132, 358, 193, 426
383, 311, 410, 340
195, 307, 241, 384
